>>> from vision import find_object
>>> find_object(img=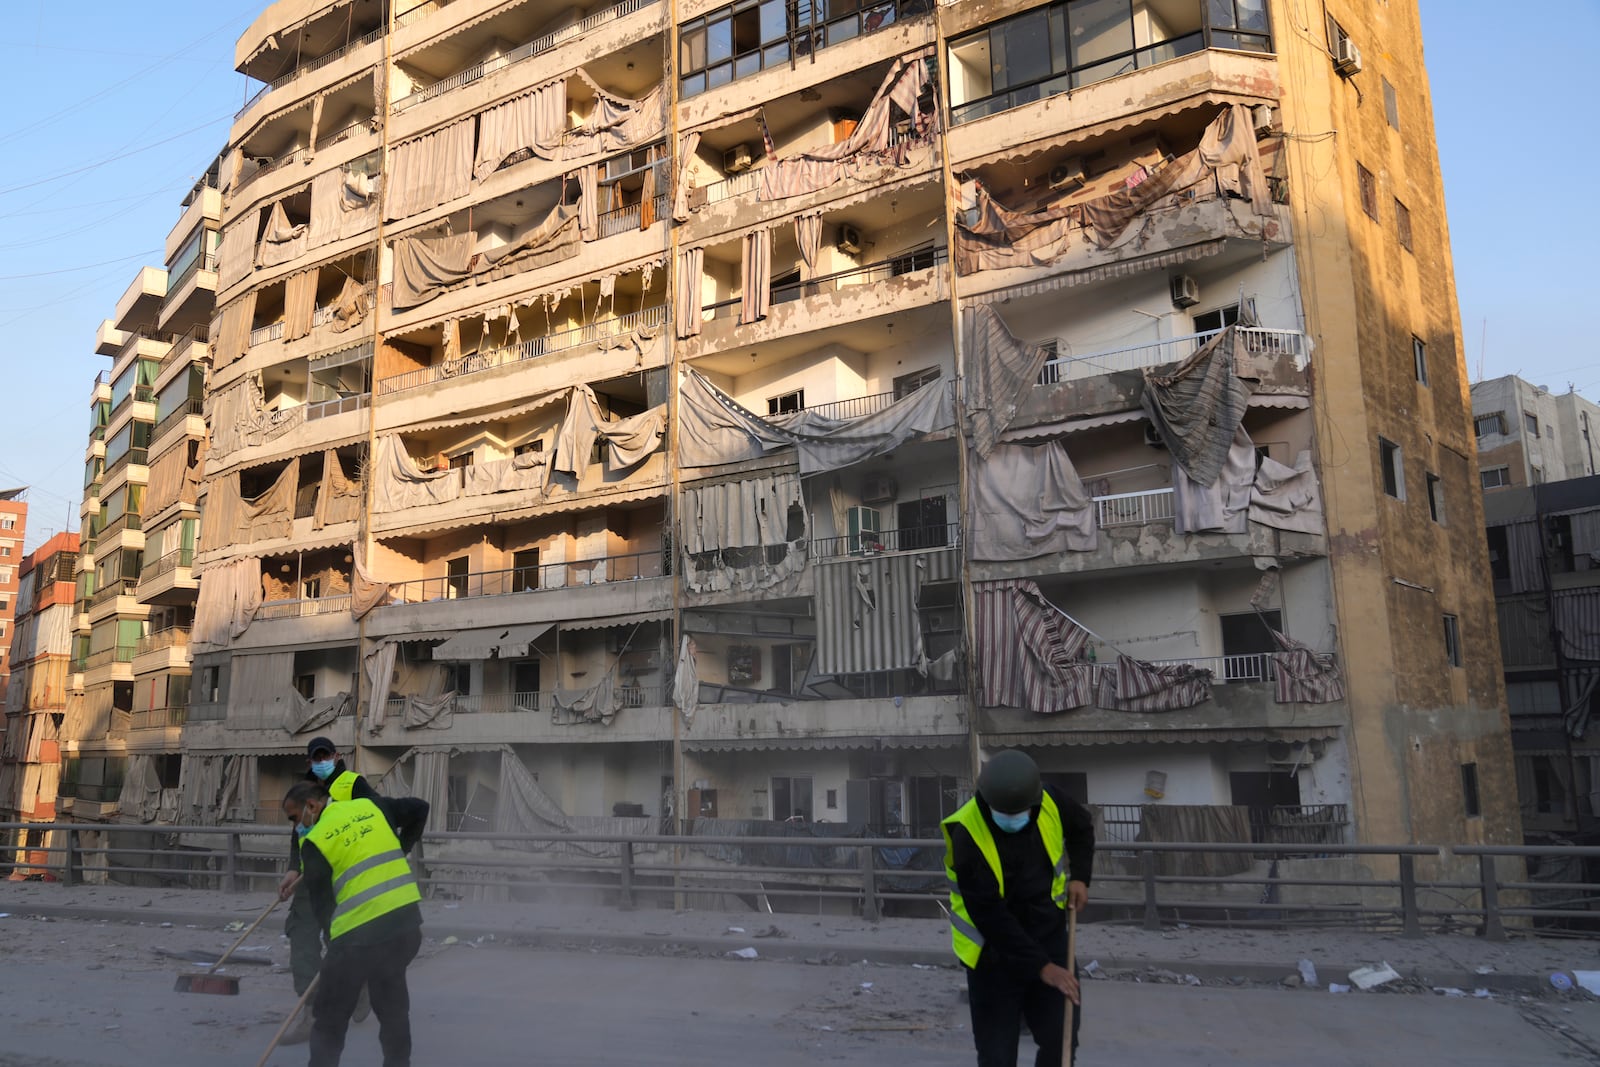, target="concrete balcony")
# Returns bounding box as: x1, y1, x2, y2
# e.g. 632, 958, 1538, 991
158, 252, 219, 332
164, 186, 222, 264
366, 687, 672, 747
971, 518, 1325, 583
229, 593, 359, 652
112, 267, 168, 333
85, 578, 148, 625
194, 516, 359, 574
684, 693, 968, 749
95, 321, 128, 357
1037, 327, 1309, 385
370, 567, 674, 639
135, 548, 198, 606
945, 47, 1280, 168
132, 628, 191, 675
126, 706, 186, 753
233, 19, 386, 136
